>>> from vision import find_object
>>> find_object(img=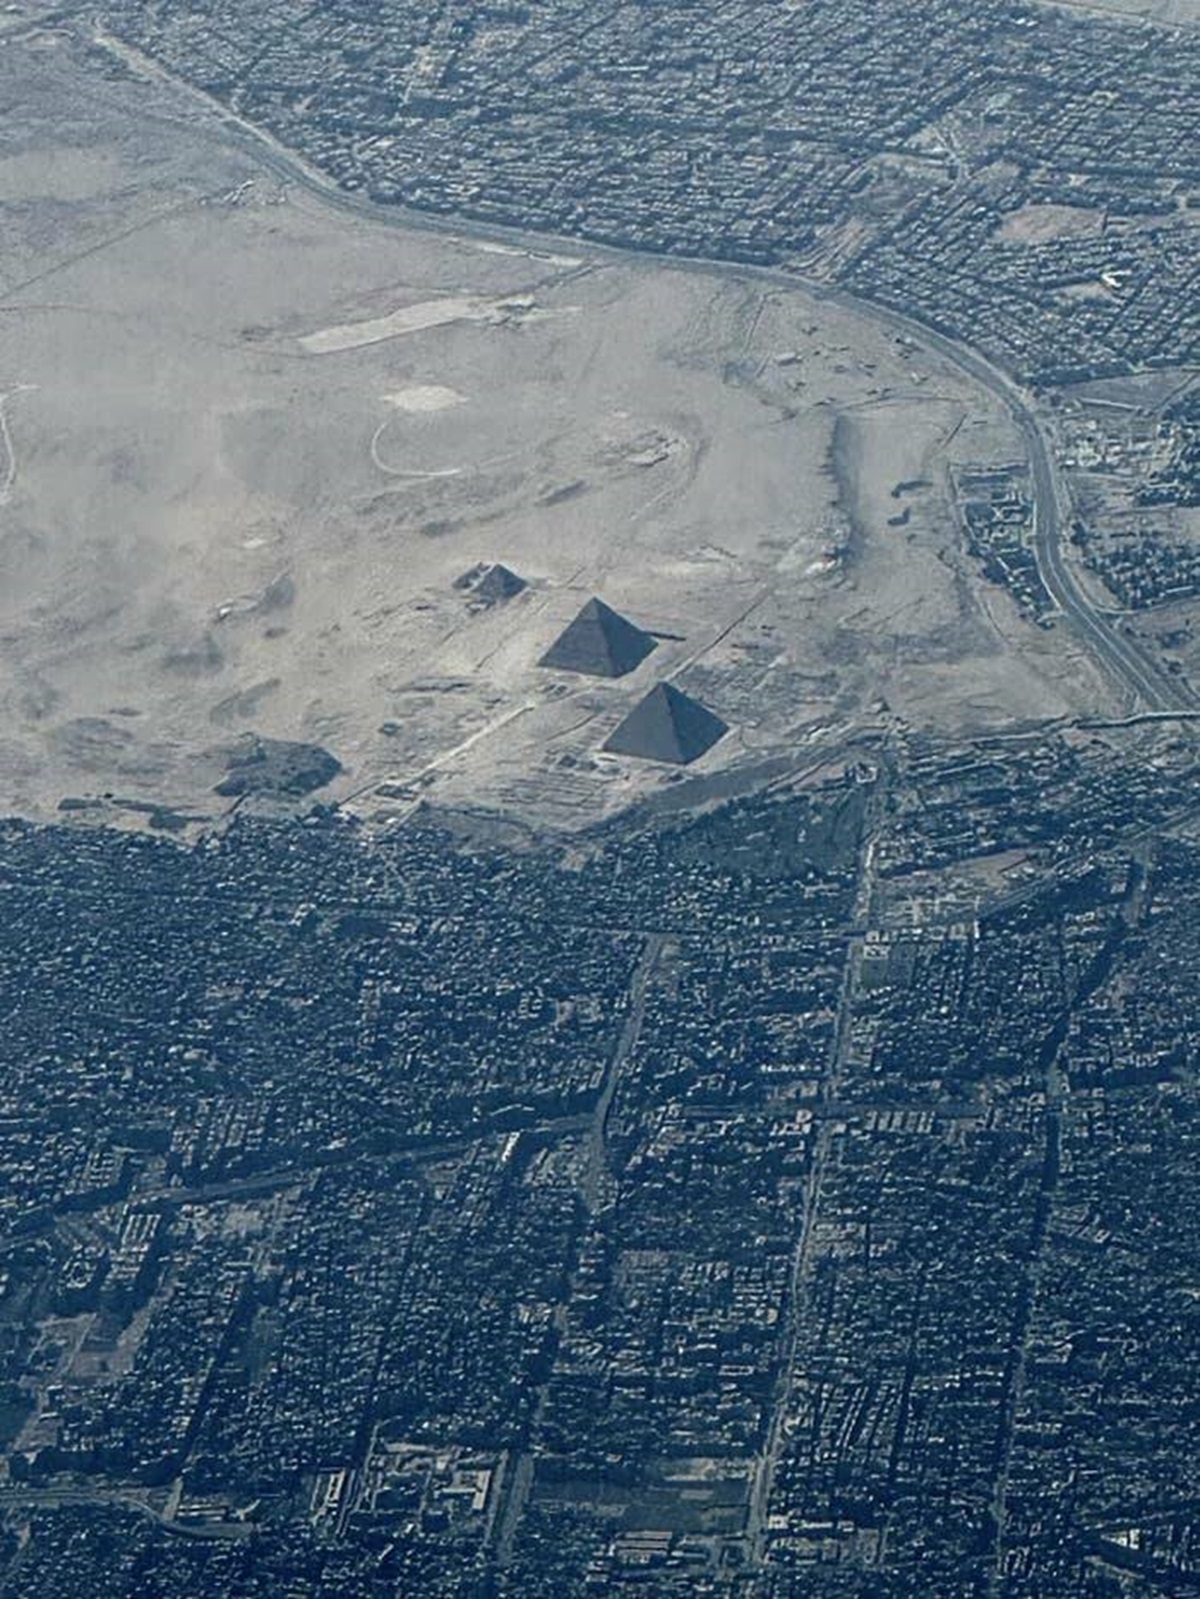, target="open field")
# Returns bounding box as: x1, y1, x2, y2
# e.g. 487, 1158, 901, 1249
0, 27, 1112, 832
995, 204, 1106, 246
